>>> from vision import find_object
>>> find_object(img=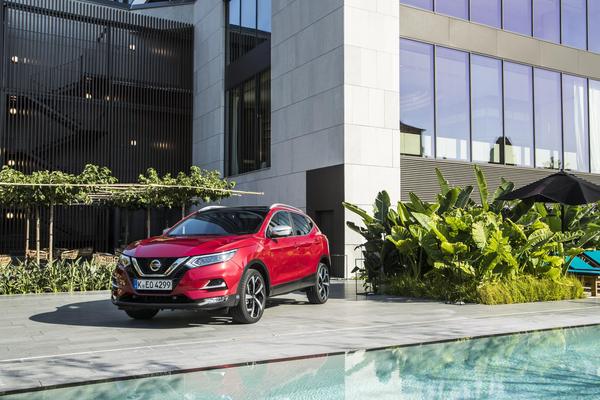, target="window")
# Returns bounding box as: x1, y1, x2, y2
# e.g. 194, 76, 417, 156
257, 0, 271, 32
588, 1, 600, 53
502, 0, 532, 35
590, 80, 600, 173
227, 0, 271, 63
435, 47, 470, 161
435, 0, 468, 19
400, 39, 434, 157
227, 69, 271, 176
534, 68, 562, 169
290, 213, 313, 236
503, 62, 534, 167
269, 211, 292, 230
471, 55, 503, 163
562, 75, 589, 172
470, 0, 501, 28
168, 210, 268, 236
400, 0, 433, 10
533, 0, 560, 43
562, 0, 587, 50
